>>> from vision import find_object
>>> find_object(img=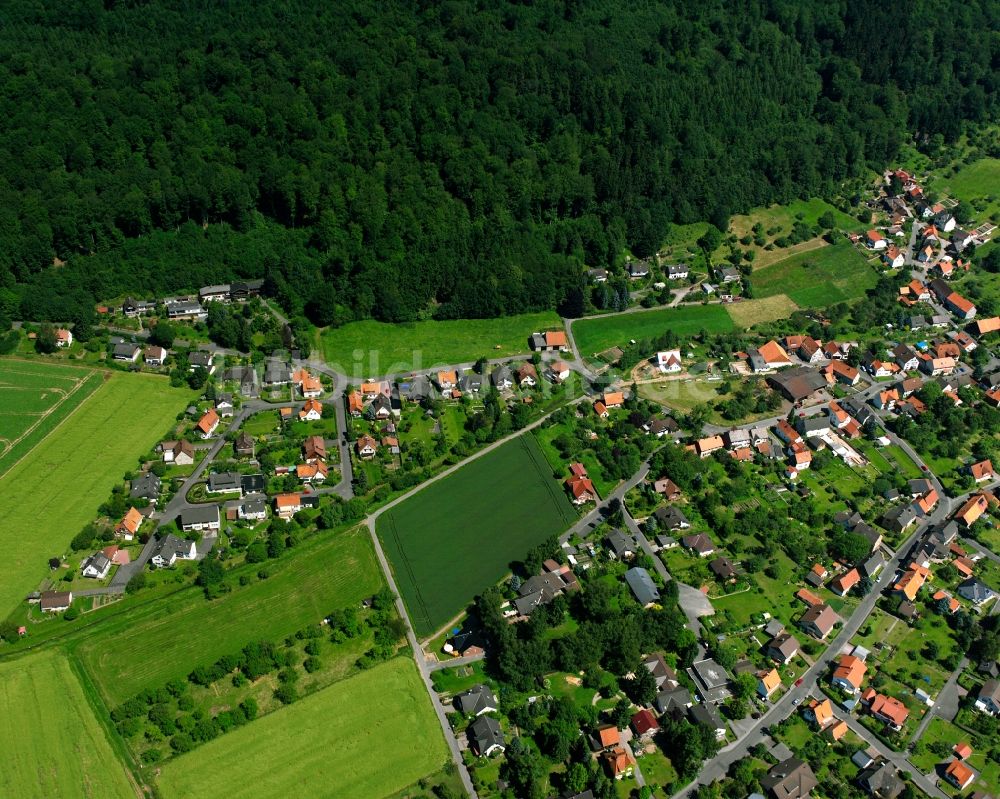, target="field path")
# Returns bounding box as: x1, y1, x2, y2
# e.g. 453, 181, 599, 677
363, 394, 588, 799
